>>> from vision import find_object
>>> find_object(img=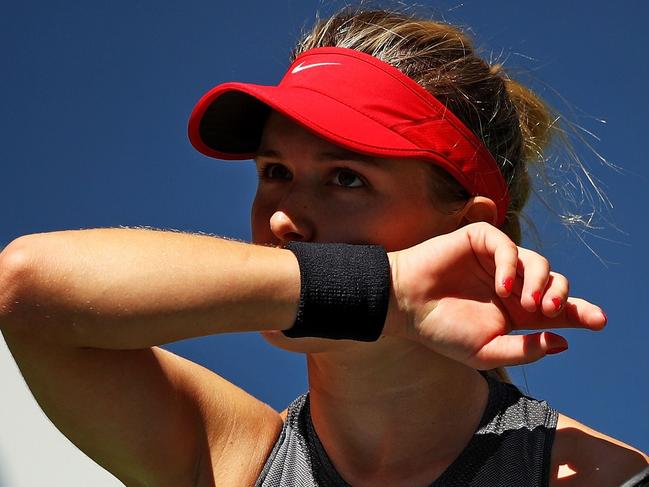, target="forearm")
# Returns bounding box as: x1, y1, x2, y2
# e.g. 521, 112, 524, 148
0, 227, 300, 349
